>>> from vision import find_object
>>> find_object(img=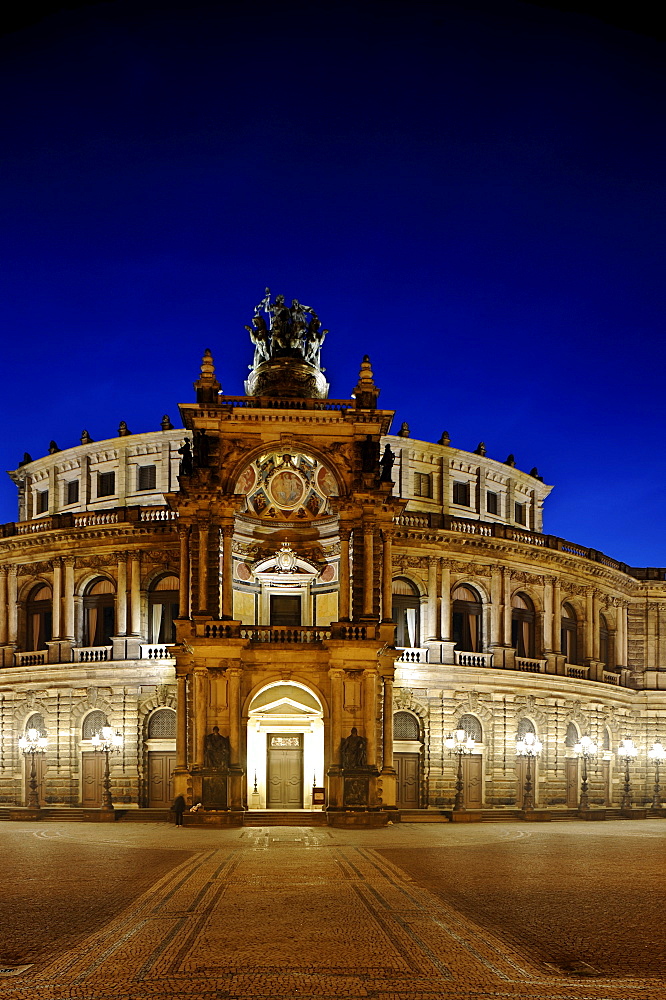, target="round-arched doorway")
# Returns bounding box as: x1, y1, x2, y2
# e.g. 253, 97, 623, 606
246, 682, 324, 810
